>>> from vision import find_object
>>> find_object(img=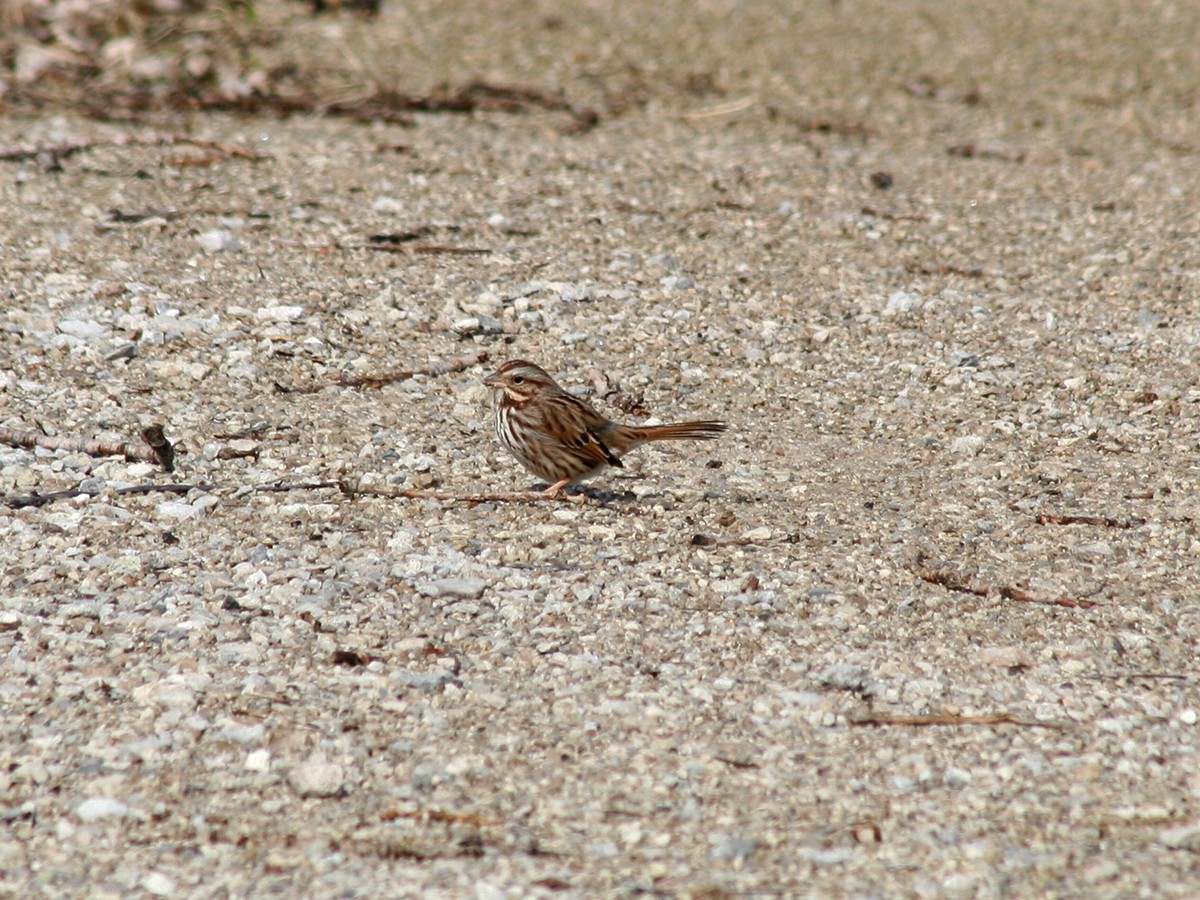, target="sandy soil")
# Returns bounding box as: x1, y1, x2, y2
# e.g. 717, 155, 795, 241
2, 1, 1199, 896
